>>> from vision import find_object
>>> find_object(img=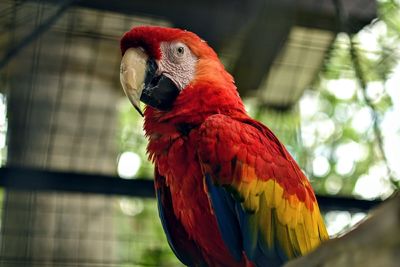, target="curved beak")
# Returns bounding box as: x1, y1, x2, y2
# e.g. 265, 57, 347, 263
120, 47, 148, 116
120, 47, 180, 115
